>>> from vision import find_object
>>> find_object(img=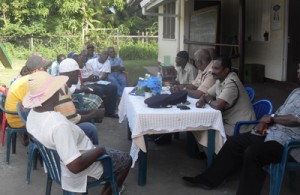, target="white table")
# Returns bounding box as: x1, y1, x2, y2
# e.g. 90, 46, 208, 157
118, 87, 226, 185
